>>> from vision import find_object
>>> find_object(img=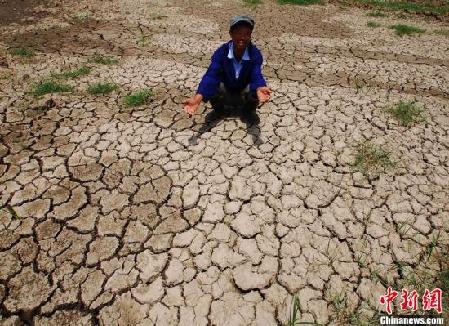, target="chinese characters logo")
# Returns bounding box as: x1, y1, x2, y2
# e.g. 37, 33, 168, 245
379, 287, 443, 314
